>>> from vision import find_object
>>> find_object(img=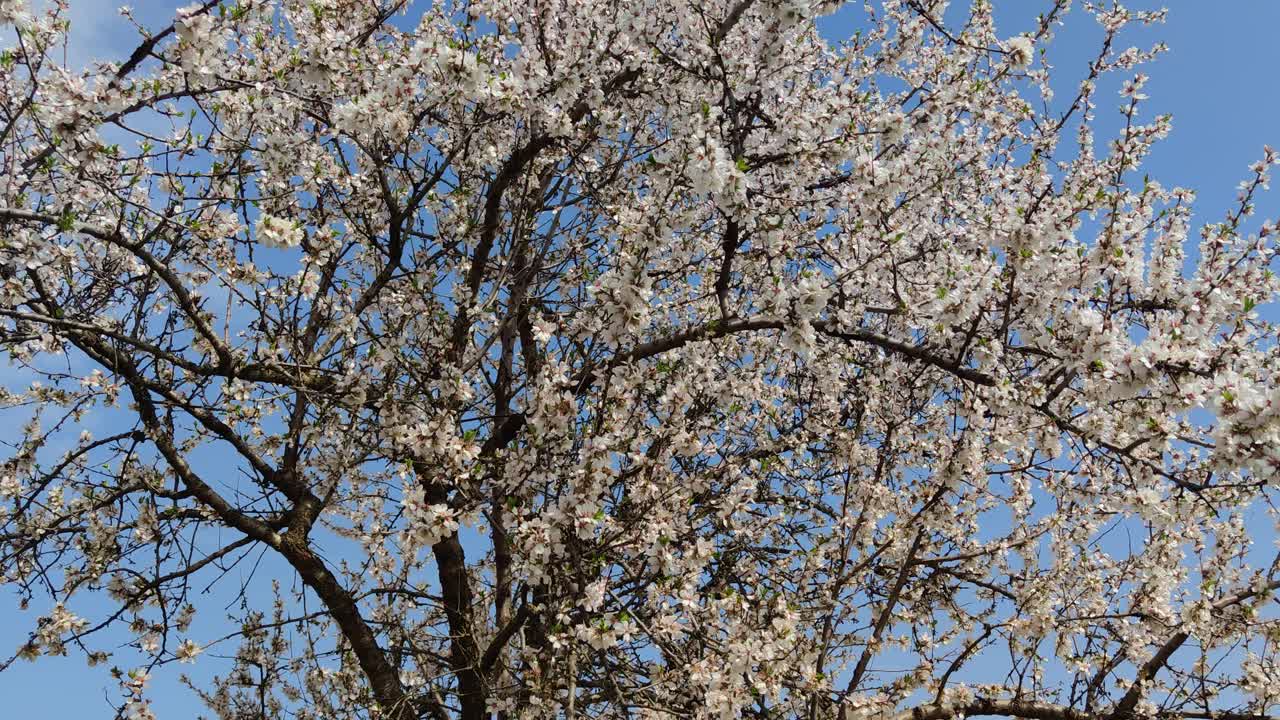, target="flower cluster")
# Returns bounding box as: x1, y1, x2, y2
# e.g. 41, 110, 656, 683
256, 214, 303, 249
